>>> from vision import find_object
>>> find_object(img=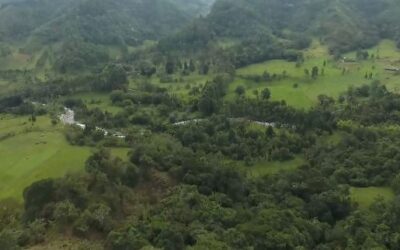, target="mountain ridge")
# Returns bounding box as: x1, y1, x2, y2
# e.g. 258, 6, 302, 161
161, 0, 400, 56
